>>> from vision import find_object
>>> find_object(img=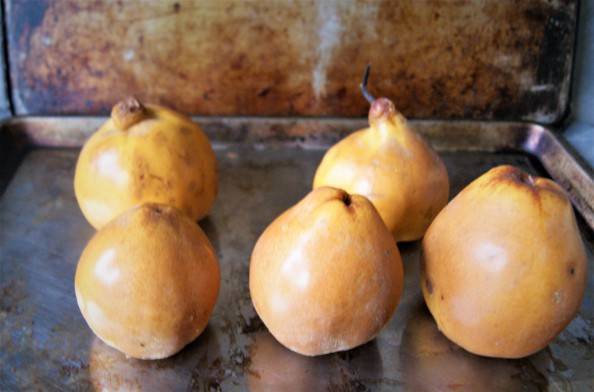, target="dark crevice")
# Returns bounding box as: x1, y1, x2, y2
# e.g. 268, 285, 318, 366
341, 192, 352, 207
